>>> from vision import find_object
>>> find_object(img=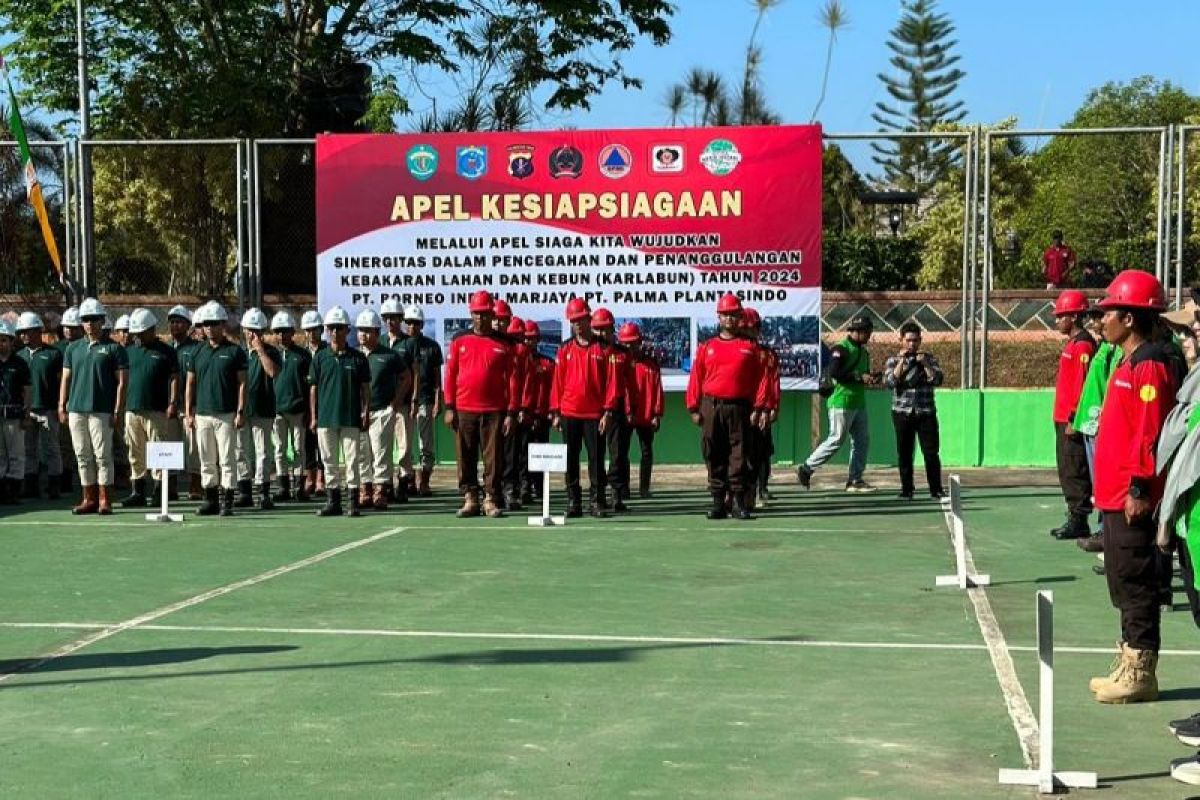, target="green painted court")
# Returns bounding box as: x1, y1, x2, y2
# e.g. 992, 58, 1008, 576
0, 476, 1196, 798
